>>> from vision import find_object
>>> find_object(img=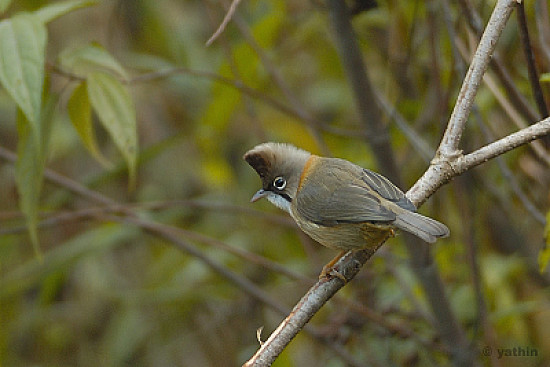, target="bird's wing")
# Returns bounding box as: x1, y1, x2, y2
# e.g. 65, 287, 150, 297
295, 158, 414, 225
360, 168, 416, 212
